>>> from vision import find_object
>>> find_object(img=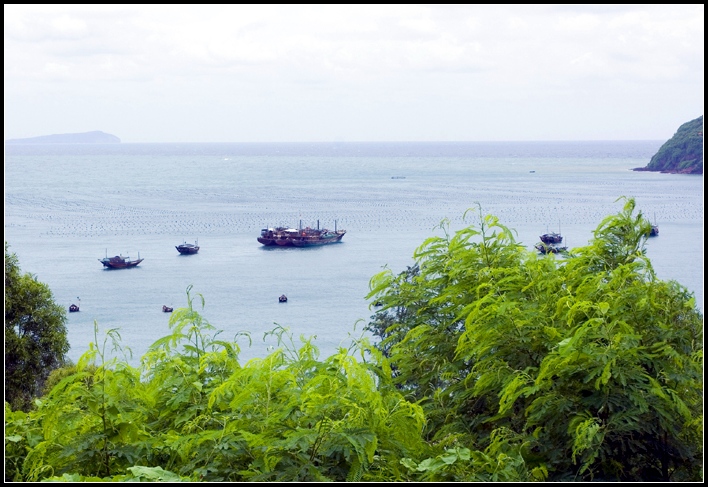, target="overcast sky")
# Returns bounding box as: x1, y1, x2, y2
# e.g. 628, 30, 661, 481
4, 4, 704, 143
